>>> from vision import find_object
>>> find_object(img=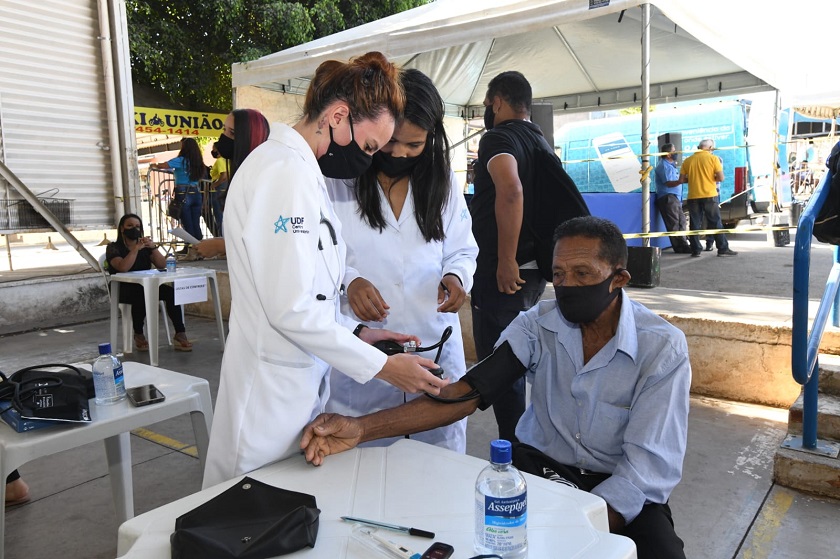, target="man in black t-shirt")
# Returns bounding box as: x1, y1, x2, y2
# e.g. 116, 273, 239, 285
470, 71, 549, 442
